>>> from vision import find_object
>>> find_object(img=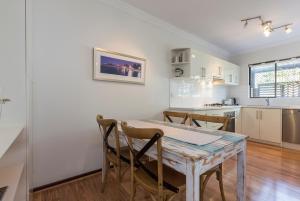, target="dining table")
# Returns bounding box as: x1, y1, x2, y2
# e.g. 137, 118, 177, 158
101, 120, 248, 201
